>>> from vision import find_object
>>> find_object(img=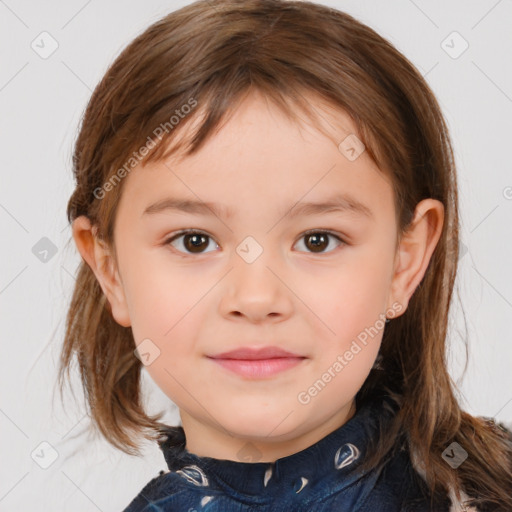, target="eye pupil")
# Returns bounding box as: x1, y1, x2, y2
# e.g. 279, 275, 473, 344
169, 230, 341, 256
184, 234, 209, 253
306, 233, 328, 253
